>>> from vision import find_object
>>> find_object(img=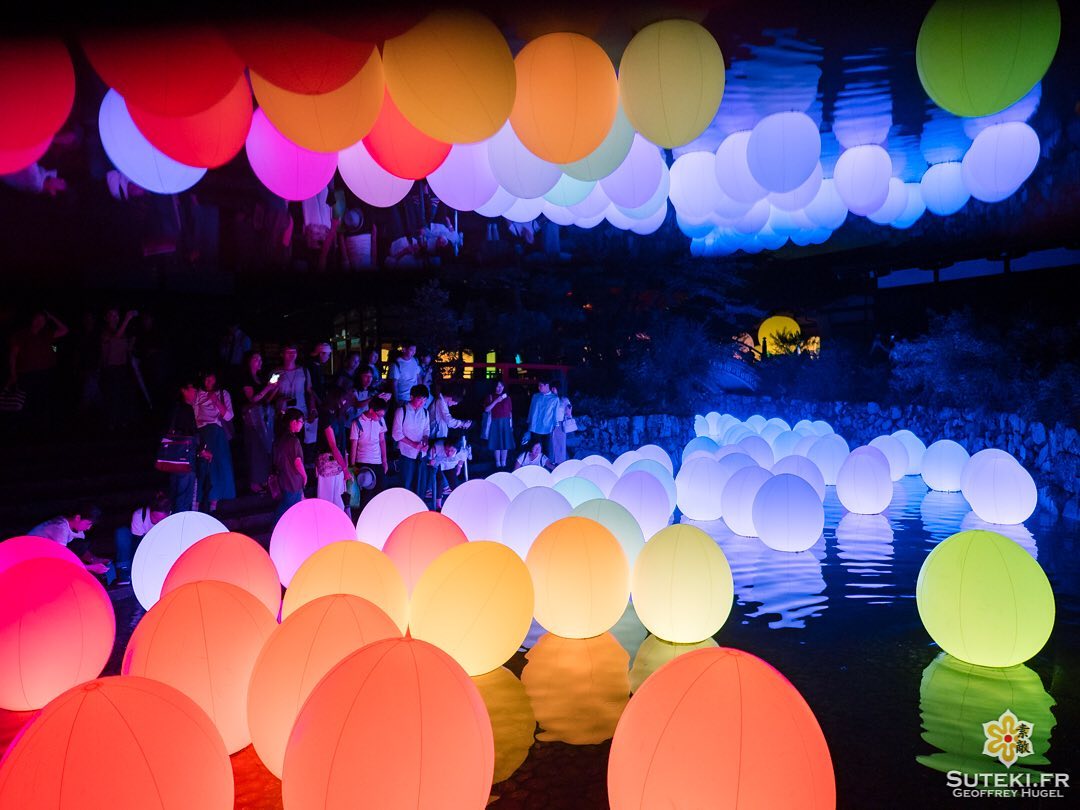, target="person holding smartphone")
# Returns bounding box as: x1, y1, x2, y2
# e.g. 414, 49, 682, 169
239, 351, 278, 495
